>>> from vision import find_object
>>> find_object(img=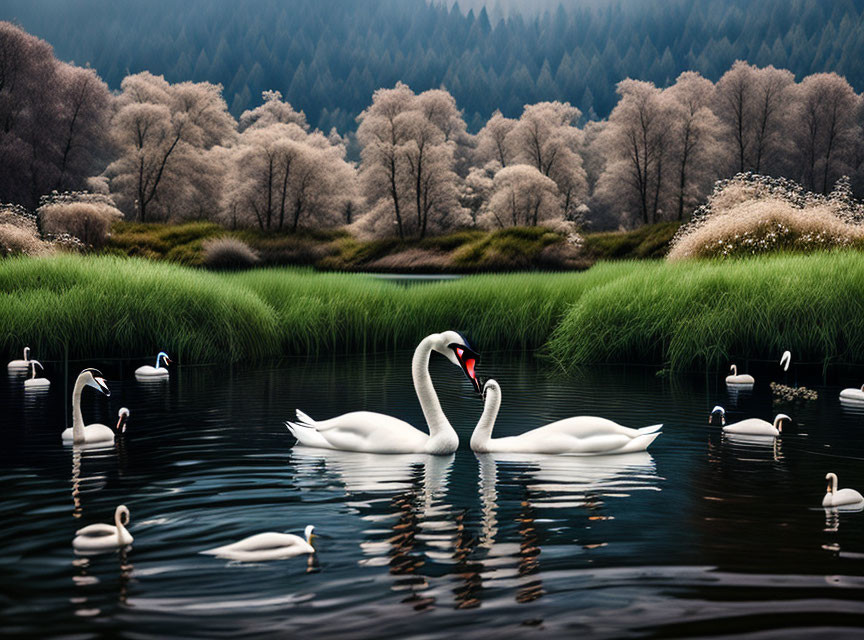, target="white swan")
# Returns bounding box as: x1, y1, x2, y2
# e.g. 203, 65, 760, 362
823, 473, 864, 509
135, 351, 171, 379
470, 379, 661, 455
709, 406, 790, 436
839, 384, 864, 404
23, 360, 50, 389
780, 350, 791, 371
73, 505, 133, 552
60, 369, 114, 446
115, 407, 130, 435
7, 346, 30, 372
725, 364, 754, 386
201, 525, 315, 561
286, 331, 481, 454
